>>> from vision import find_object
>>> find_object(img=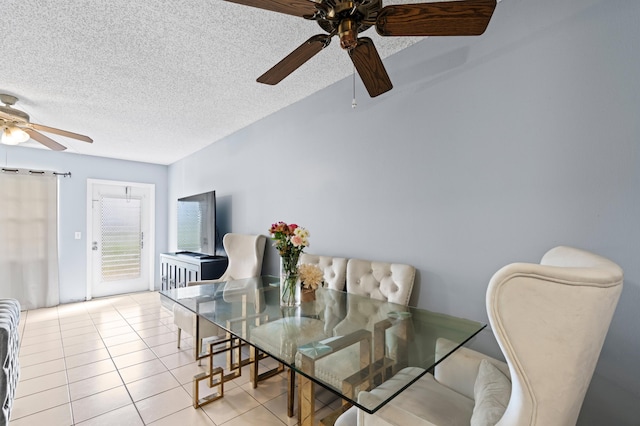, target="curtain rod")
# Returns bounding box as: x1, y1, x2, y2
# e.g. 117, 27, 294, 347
1, 167, 71, 178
